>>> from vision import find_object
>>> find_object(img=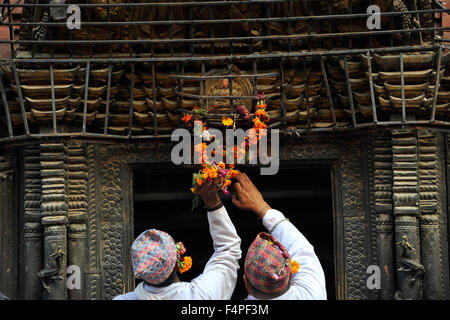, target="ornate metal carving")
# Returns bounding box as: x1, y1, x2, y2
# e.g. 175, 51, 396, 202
395, 235, 425, 290
37, 245, 65, 294
201, 67, 253, 112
